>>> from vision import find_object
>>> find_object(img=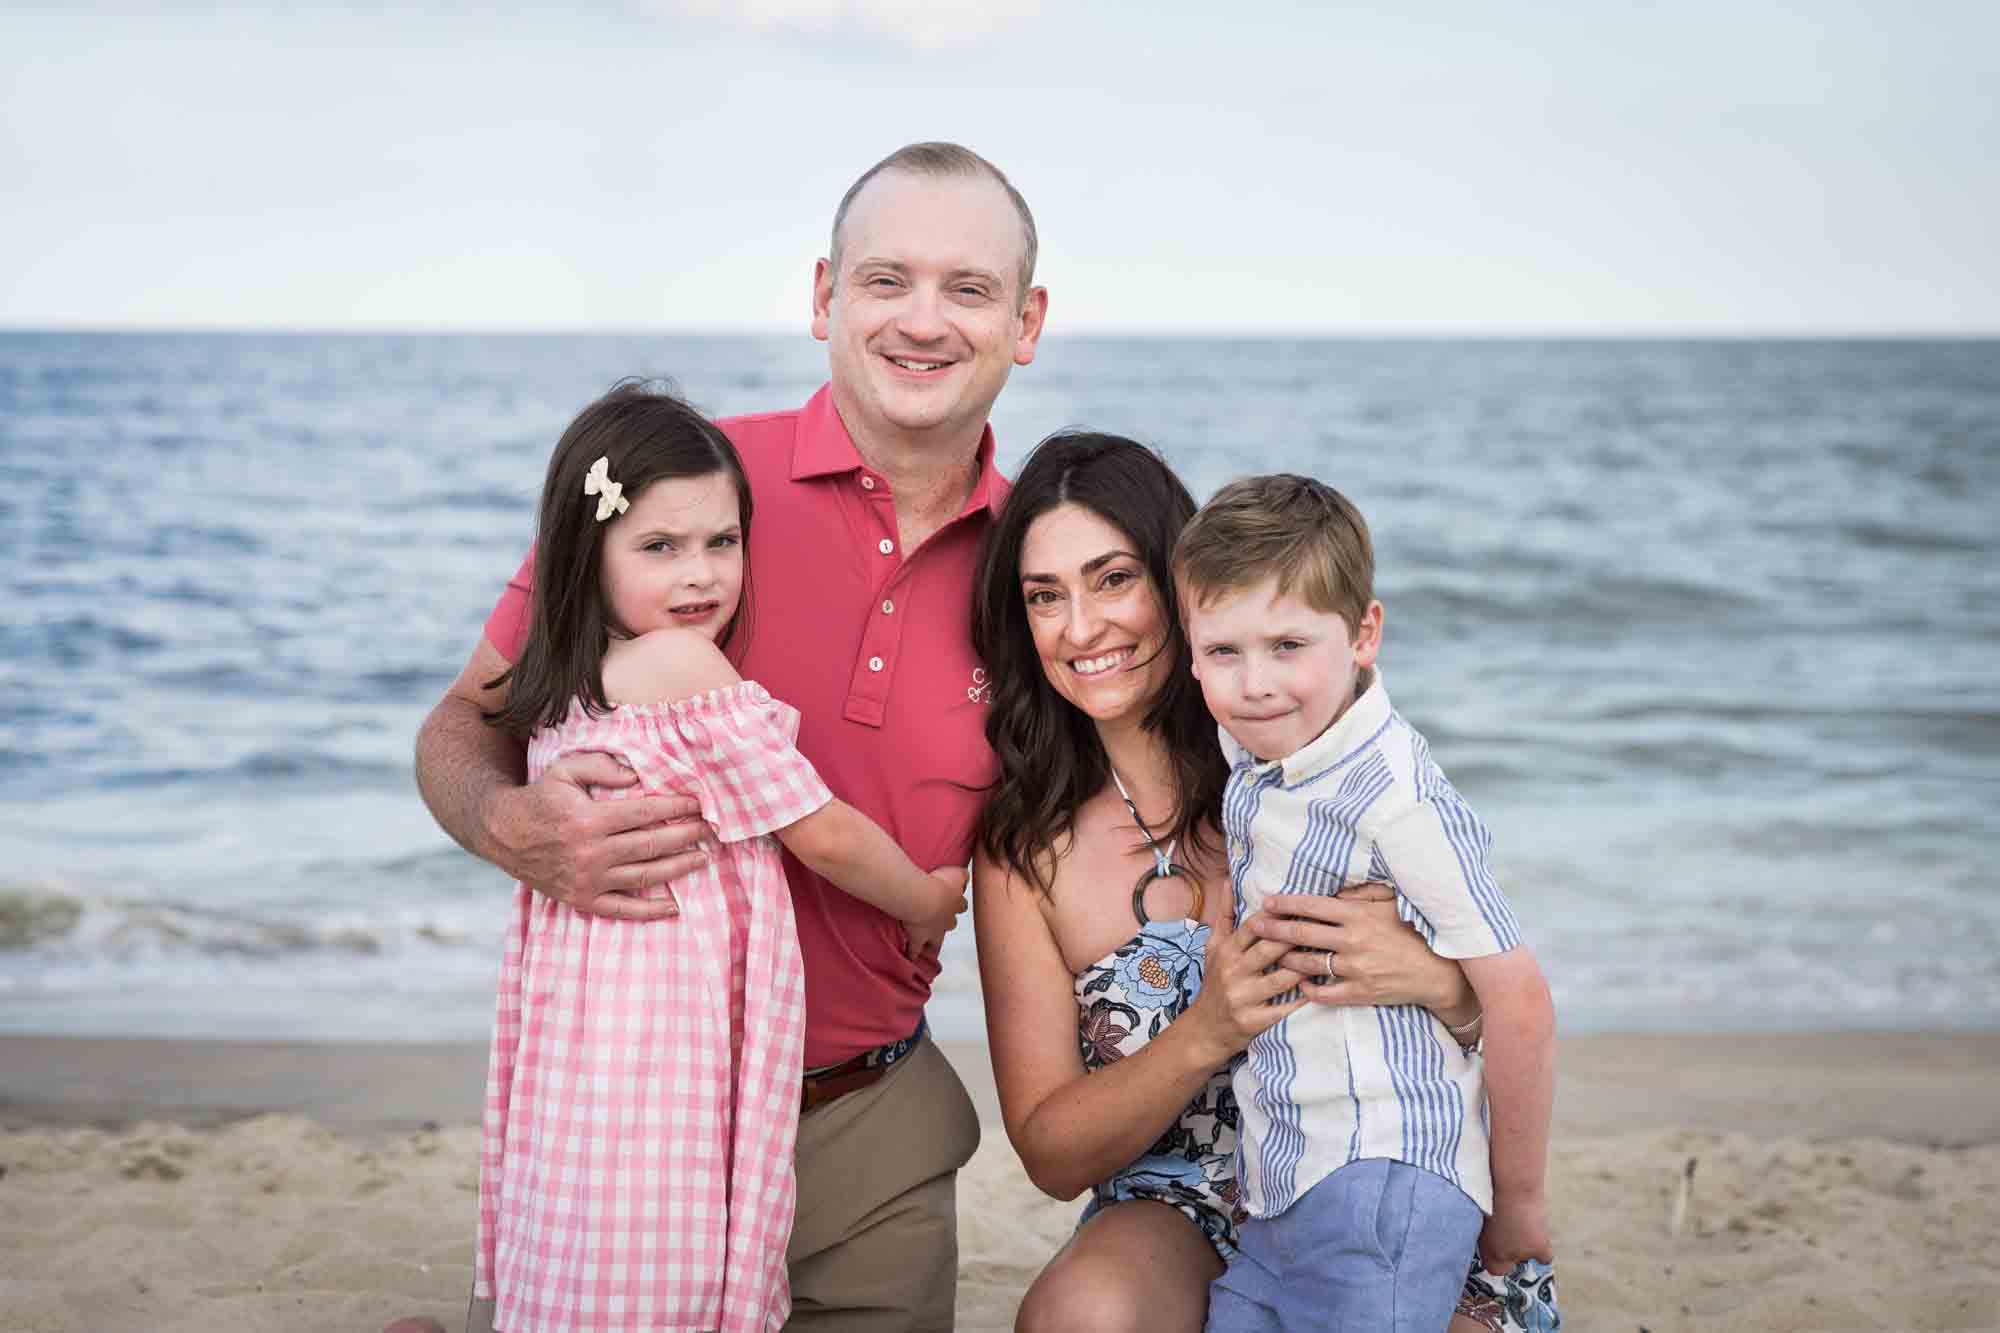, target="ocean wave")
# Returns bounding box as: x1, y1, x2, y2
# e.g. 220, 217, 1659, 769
378, 486, 531, 516
1838, 519, 1989, 554
1577, 698, 2000, 729
94, 750, 405, 790
1723, 812, 1989, 860
354, 666, 452, 699
0, 615, 166, 666
0, 888, 84, 950
0, 884, 496, 961
1390, 571, 1767, 627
